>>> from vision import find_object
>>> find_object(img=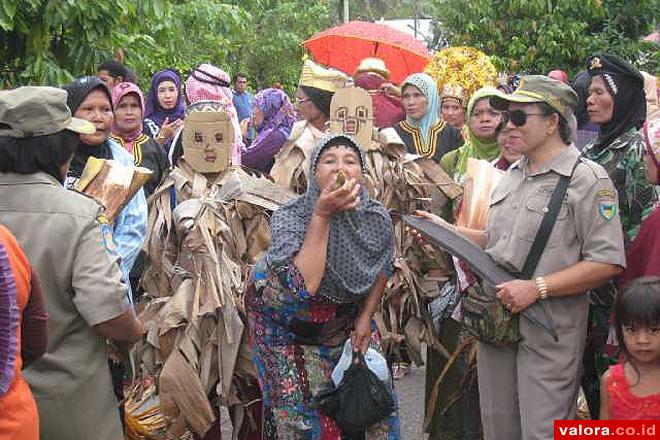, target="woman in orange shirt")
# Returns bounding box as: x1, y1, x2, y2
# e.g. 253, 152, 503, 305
0, 225, 48, 440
